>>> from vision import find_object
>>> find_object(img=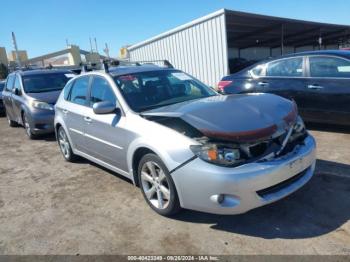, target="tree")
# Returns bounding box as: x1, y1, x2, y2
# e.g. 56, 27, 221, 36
0, 63, 8, 79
